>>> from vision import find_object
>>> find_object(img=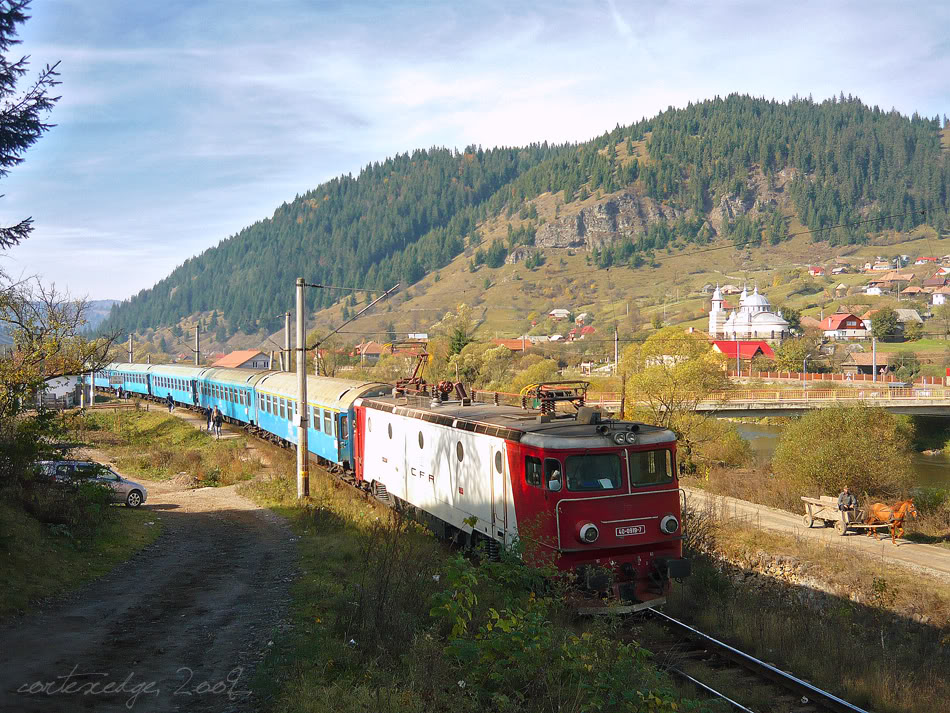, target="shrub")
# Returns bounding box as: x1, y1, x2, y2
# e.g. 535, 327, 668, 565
772, 407, 914, 498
